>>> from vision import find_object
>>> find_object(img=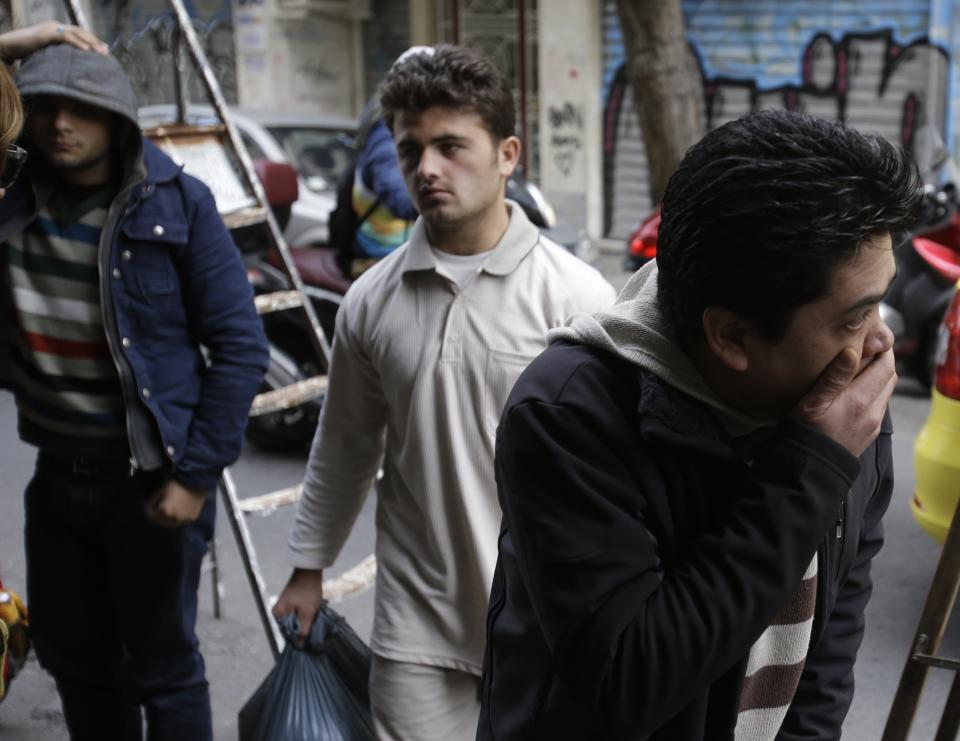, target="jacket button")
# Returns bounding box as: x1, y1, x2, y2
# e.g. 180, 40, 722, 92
166, 445, 175, 456
153, 224, 165, 237
142, 387, 151, 399
112, 268, 121, 279
122, 250, 132, 261
121, 337, 131, 348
